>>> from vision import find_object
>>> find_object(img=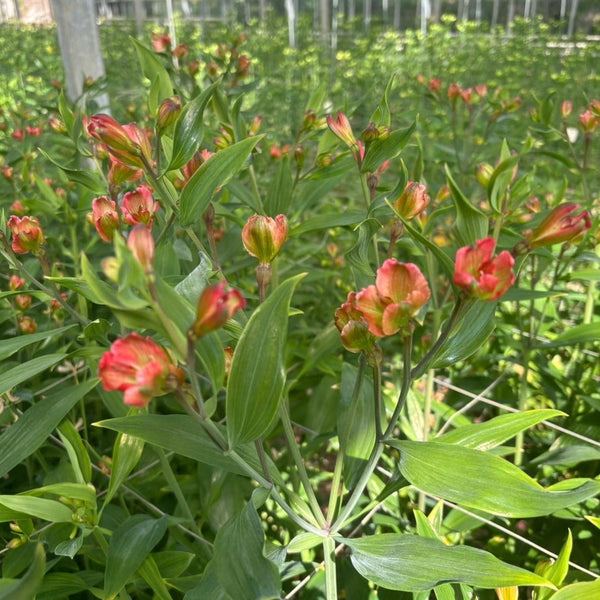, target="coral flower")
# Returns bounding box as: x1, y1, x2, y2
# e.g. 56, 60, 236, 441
241, 214, 288, 264
98, 333, 185, 407
393, 182, 430, 221
121, 186, 158, 228
355, 259, 431, 337
453, 238, 514, 301
524, 203, 591, 249
326, 112, 357, 150
334, 291, 377, 354
89, 196, 119, 242
189, 281, 245, 340
7, 215, 45, 255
